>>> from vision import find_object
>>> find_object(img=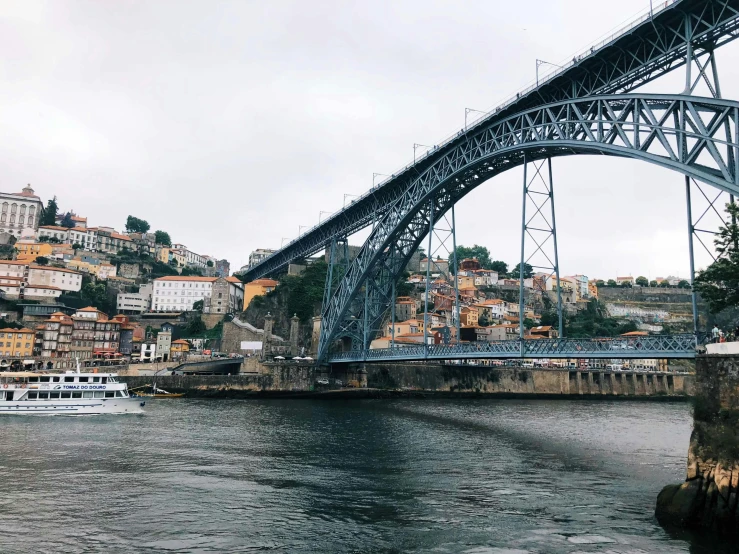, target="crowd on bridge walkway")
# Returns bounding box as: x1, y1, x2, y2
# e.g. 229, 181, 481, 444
711, 325, 739, 343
